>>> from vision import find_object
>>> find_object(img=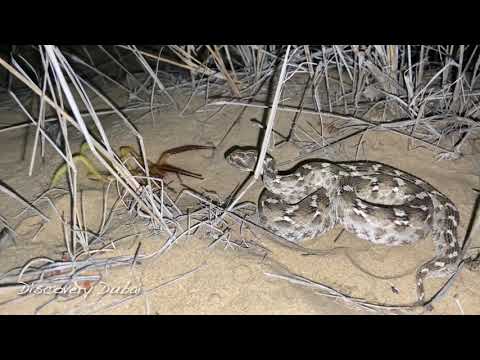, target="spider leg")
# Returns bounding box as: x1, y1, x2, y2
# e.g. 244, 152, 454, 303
157, 164, 204, 179
157, 145, 215, 165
